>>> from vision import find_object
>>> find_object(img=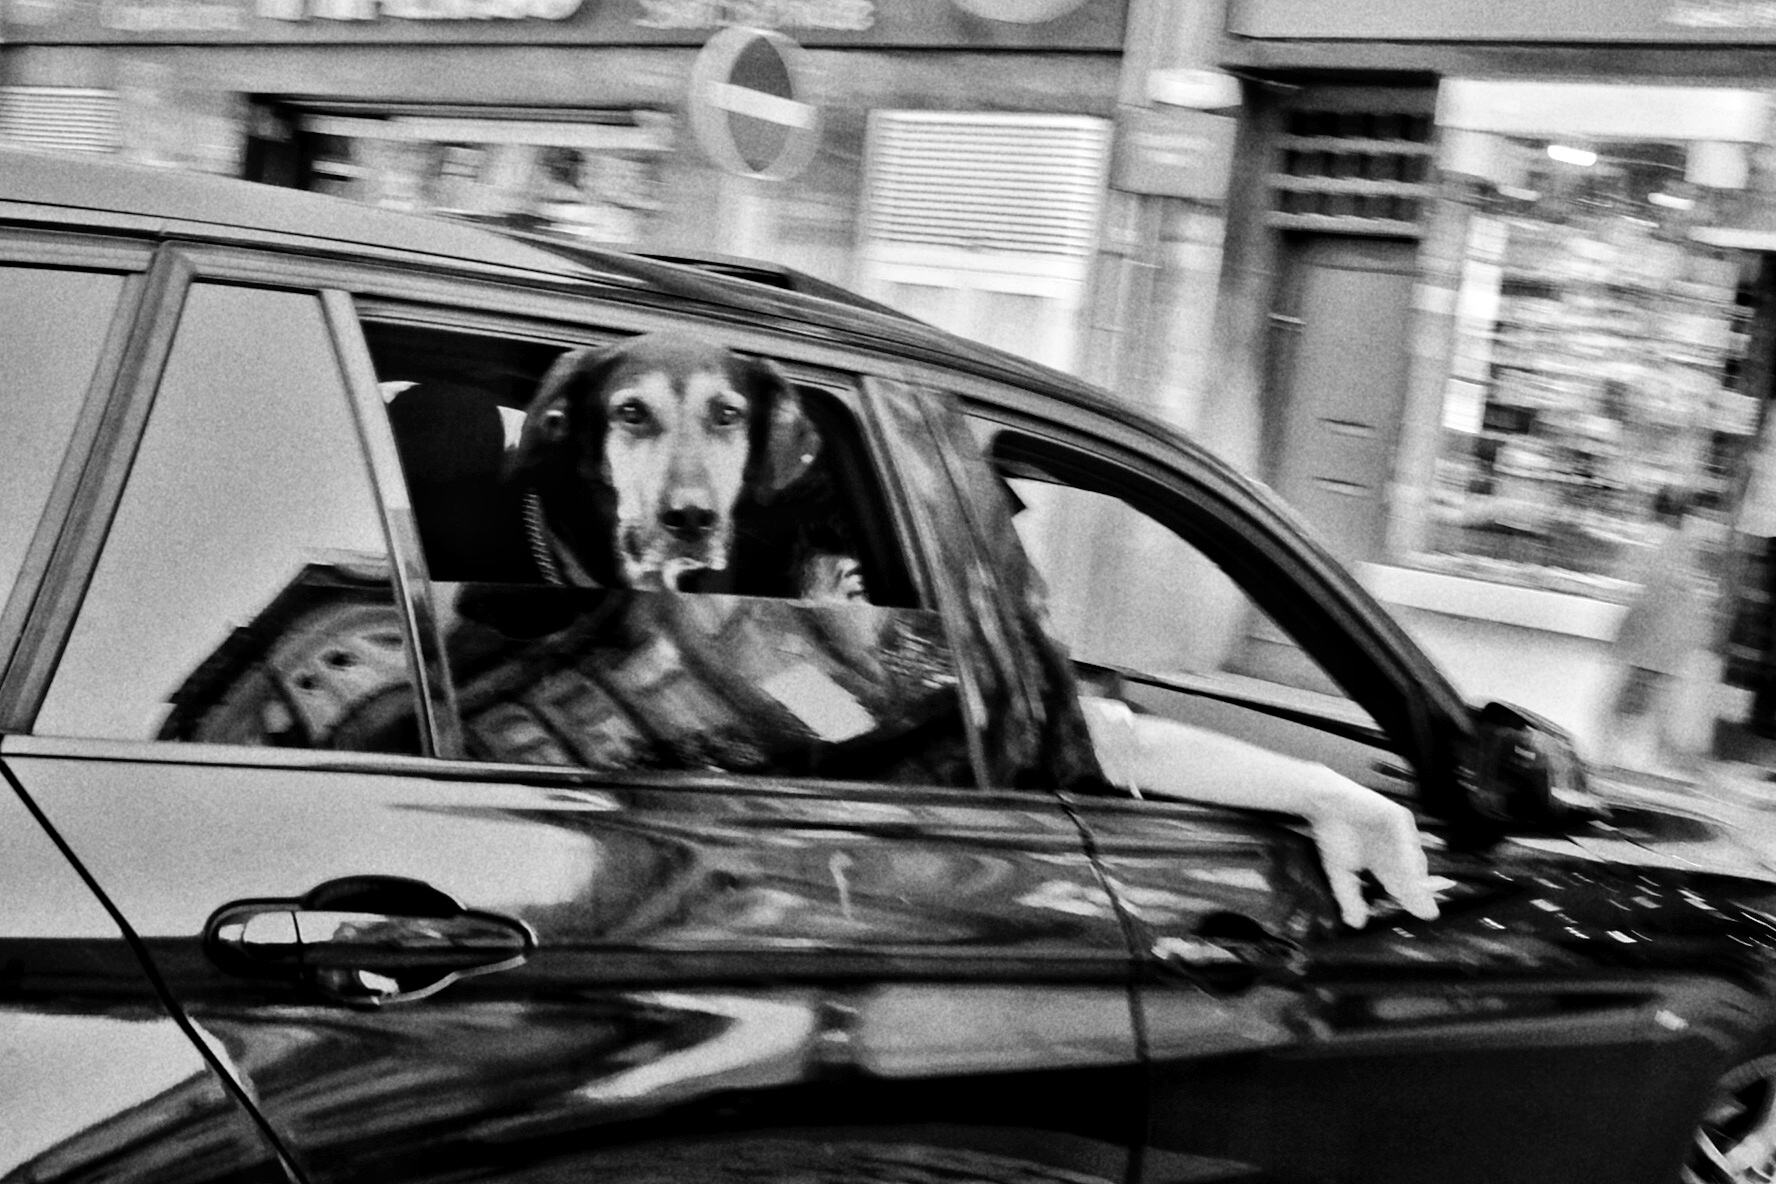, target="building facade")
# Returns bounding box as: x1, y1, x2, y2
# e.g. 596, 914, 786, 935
0, 0, 1126, 370
17, 0, 1776, 754
1182, 0, 1776, 751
